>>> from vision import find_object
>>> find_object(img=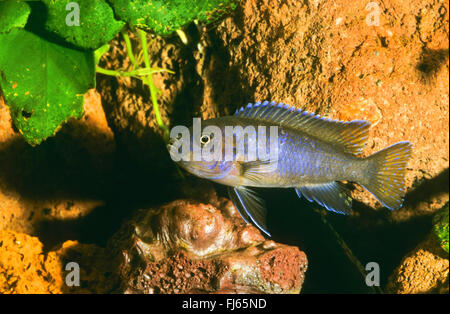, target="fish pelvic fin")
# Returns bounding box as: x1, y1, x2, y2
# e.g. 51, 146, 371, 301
362, 141, 412, 210
295, 182, 352, 214
228, 186, 271, 237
